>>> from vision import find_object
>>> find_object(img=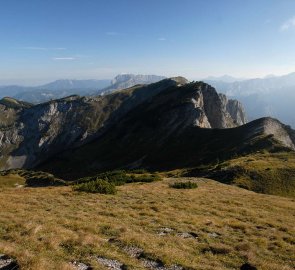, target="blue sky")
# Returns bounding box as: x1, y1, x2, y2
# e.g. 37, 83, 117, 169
1, 0, 295, 85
